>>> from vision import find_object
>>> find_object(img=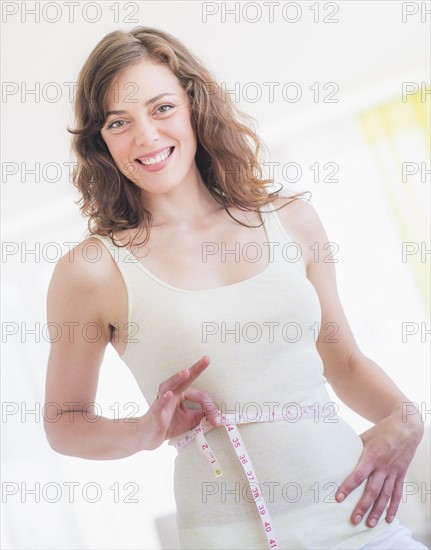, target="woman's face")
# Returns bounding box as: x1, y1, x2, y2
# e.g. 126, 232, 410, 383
100, 59, 199, 196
